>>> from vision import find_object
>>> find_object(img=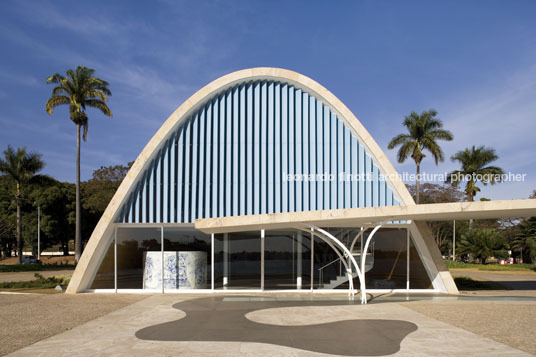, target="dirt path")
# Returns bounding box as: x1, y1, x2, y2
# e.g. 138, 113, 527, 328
0, 293, 148, 356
